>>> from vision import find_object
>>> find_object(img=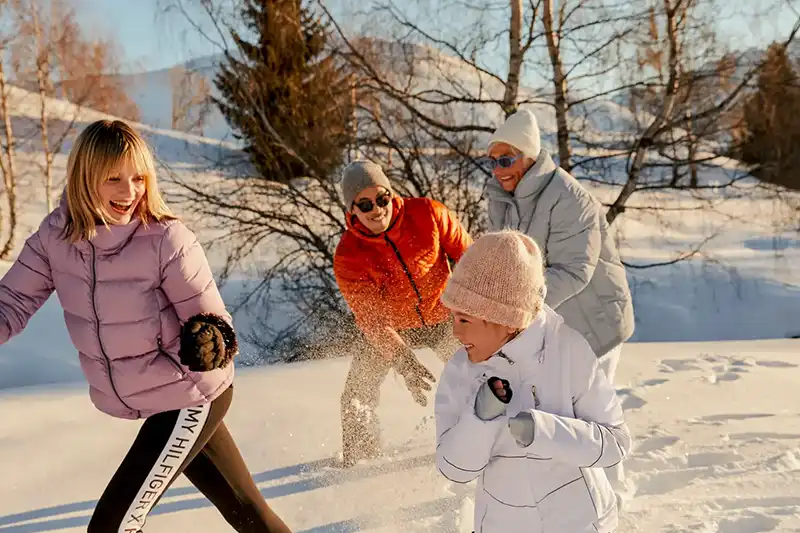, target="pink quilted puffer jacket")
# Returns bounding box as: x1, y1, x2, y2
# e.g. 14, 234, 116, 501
0, 195, 234, 419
